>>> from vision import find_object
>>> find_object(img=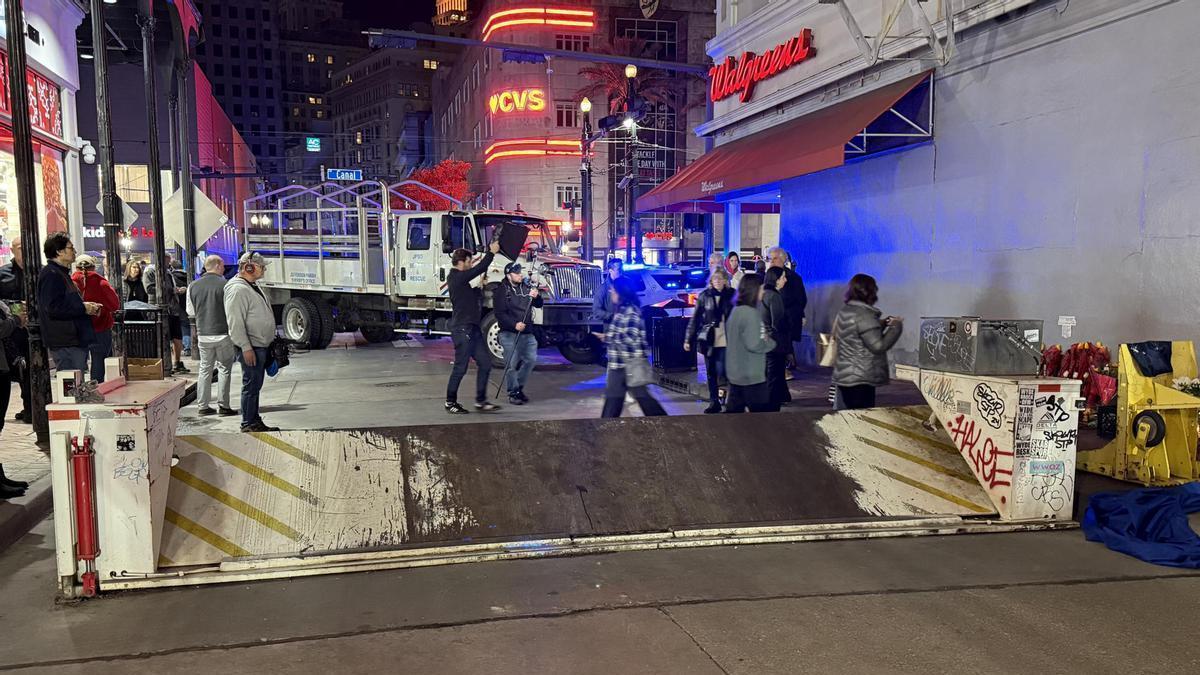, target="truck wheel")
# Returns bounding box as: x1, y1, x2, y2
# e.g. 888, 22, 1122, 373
481, 313, 507, 368
282, 297, 321, 347
558, 338, 602, 365
360, 325, 395, 344
311, 299, 336, 349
